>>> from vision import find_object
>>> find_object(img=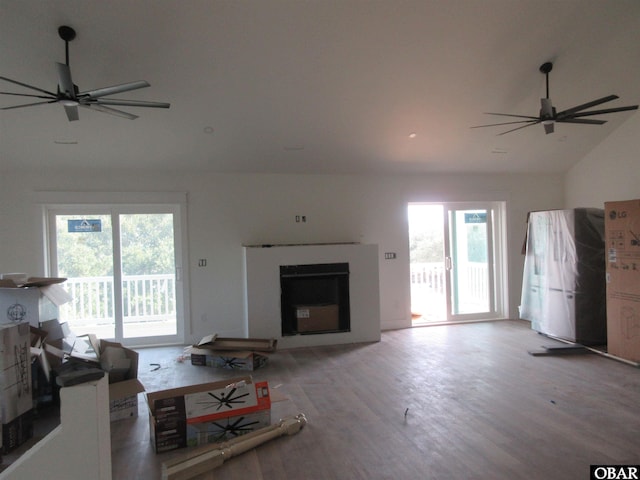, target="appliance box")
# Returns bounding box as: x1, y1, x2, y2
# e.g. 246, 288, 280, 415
605, 199, 640, 362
